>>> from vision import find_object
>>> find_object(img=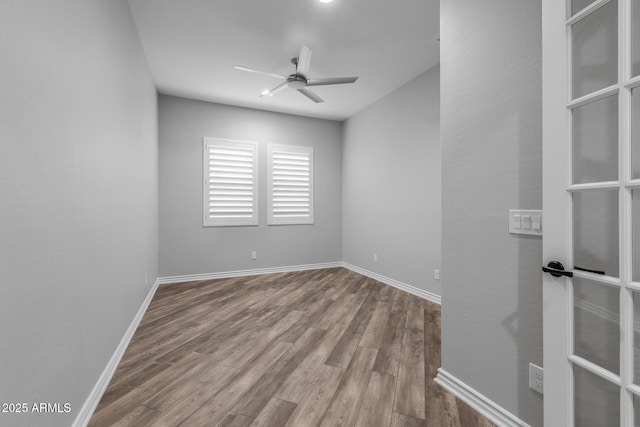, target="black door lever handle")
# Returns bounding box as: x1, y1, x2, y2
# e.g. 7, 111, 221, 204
542, 261, 574, 278
542, 266, 574, 278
